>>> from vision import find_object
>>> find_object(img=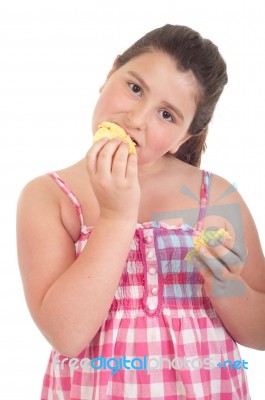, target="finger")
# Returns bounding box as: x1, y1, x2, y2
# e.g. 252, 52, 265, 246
86, 137, 110, 174
202, 230, 234, 259
200, 244, 246, 278
206, 229, 232, 248
125, 153, 138, 180
192, 245, 247, 298
209, 239, 248, 272
193, 249, 225, 281
96, 138, 122, 176
192, 255, 213, 281
218, 239, 248, 264
111, 141, 130, 178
